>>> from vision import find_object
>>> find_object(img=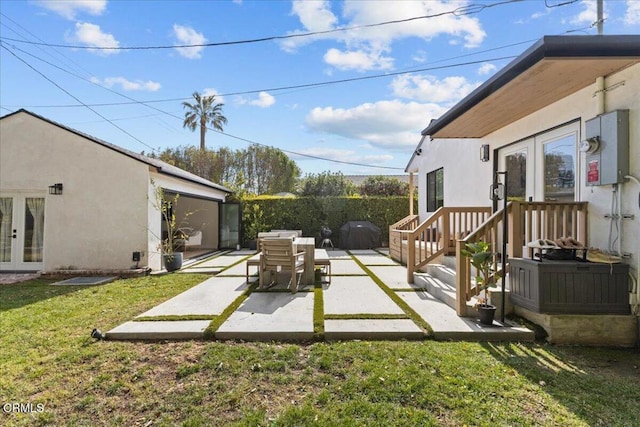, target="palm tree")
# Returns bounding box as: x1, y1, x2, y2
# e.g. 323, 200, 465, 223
182, 91, 228, 151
